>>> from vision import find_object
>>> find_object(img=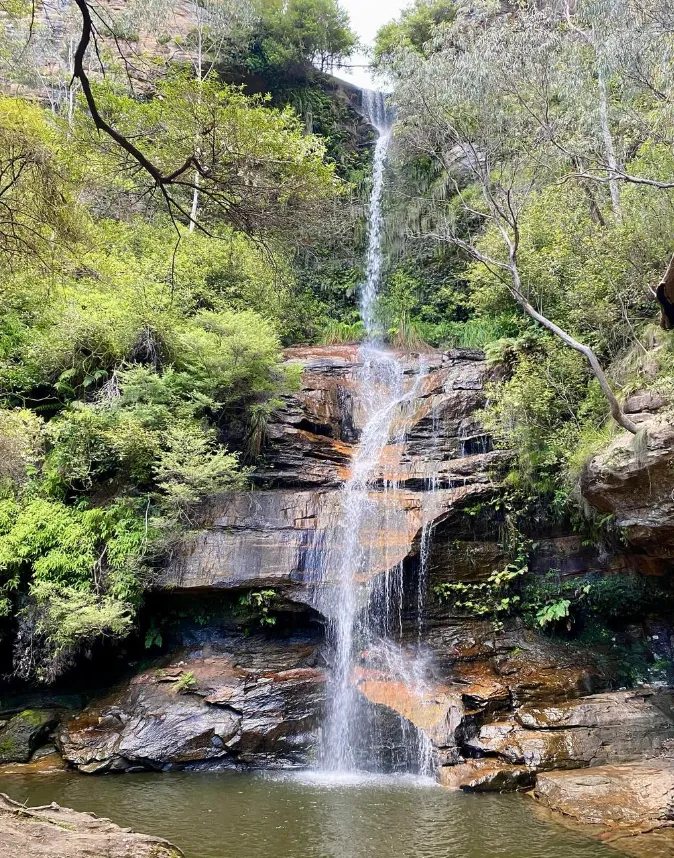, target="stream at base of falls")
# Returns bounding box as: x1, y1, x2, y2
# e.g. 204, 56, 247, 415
0, 769, 617, 858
